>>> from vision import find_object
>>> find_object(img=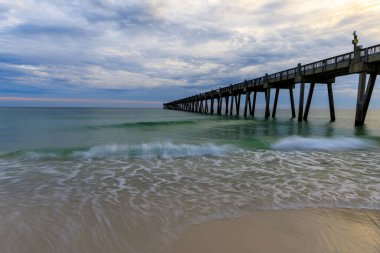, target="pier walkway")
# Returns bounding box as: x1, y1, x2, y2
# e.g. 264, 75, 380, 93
164, 35, 380, 126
